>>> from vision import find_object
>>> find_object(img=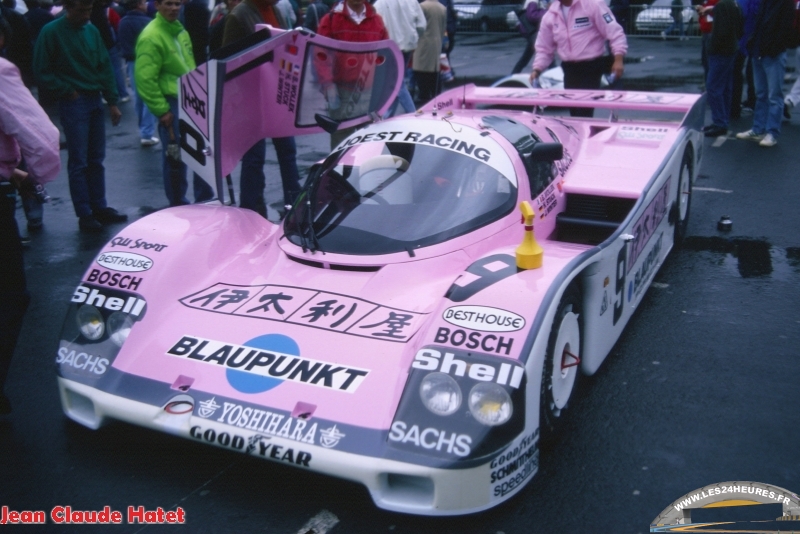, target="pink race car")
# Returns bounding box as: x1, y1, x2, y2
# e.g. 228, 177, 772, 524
57, 29, 705, 515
